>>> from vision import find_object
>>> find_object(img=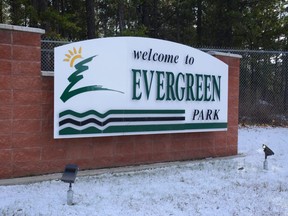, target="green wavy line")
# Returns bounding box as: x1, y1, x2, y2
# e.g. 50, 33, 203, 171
59, 123, 227, 135
59, 109, 185, 118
